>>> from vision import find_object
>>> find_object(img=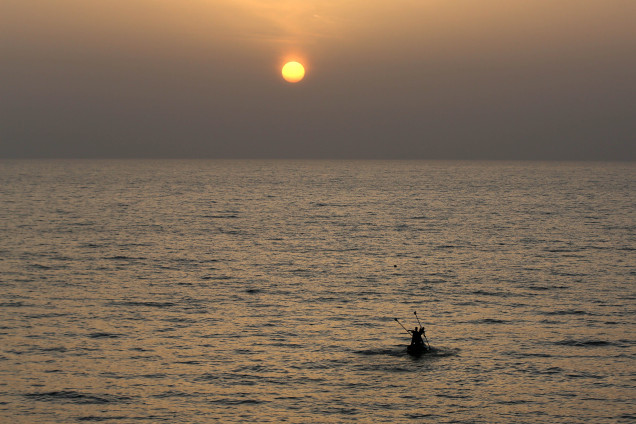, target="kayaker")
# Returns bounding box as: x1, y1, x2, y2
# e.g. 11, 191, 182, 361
409, 327, 425, 347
